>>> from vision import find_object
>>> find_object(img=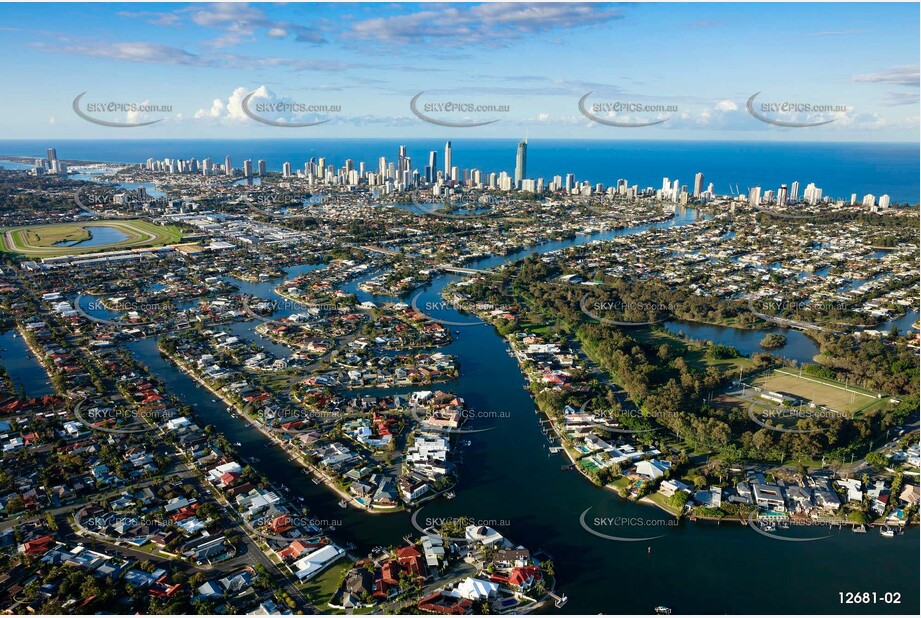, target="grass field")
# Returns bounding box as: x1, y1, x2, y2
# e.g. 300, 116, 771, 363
0, 220, 182, 257
300, 561, 348, 610
751, 369, 884, 415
